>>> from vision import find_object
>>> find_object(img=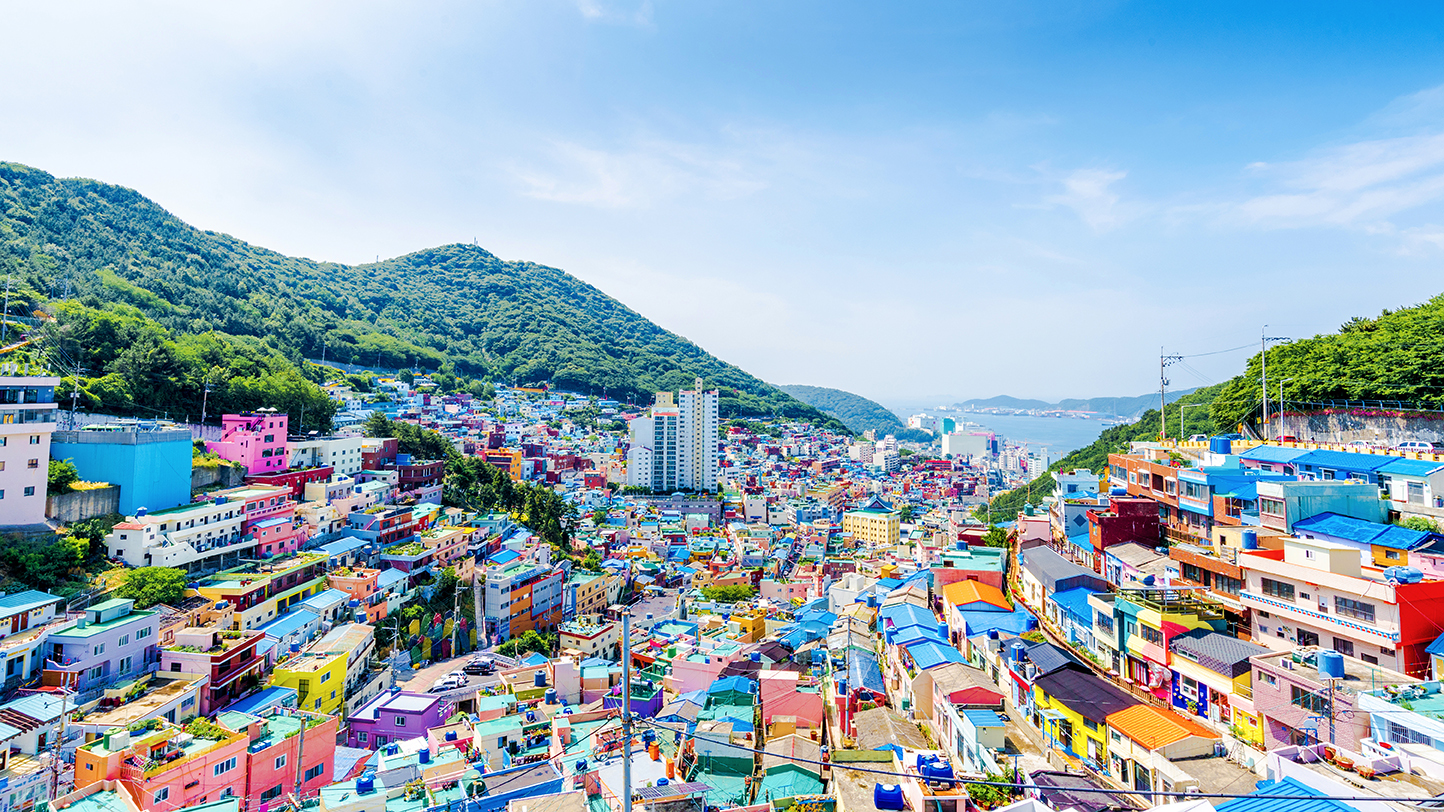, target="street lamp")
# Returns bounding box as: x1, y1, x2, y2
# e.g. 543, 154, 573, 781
1180, 404, 1208, 440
